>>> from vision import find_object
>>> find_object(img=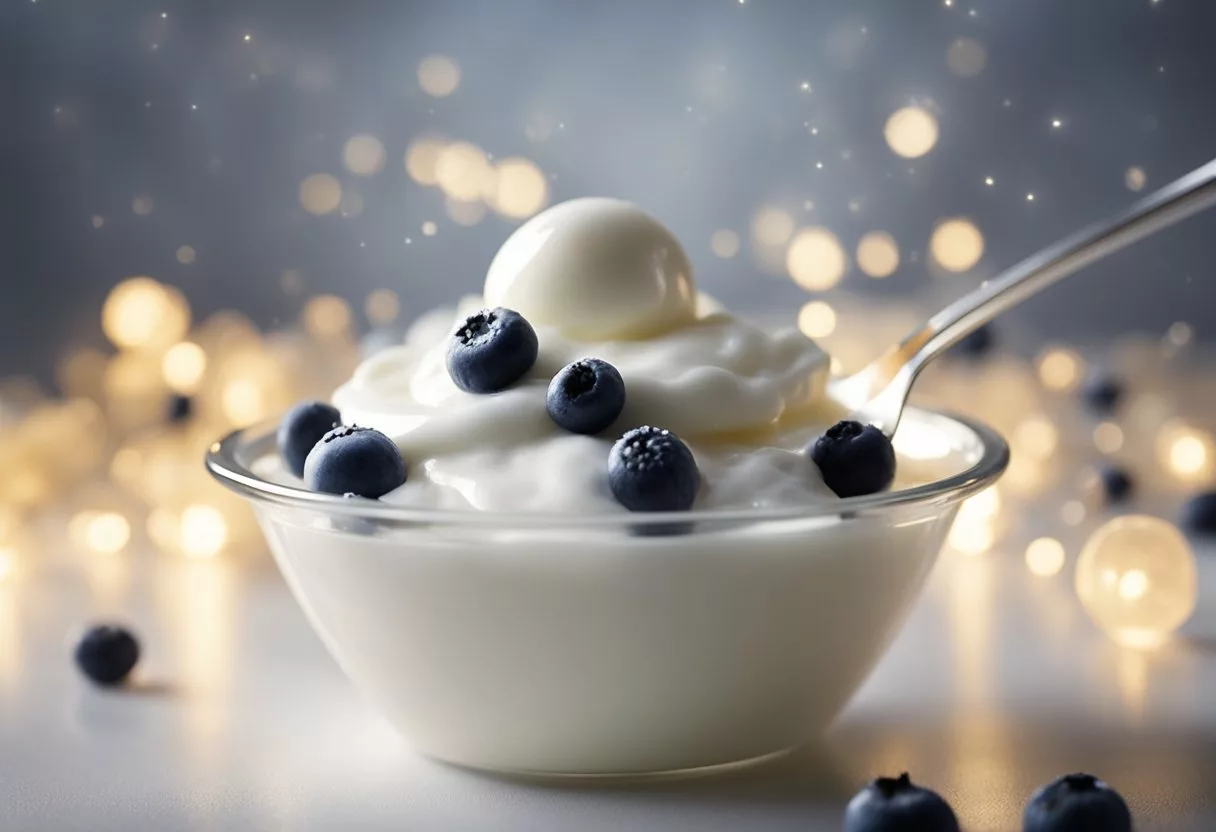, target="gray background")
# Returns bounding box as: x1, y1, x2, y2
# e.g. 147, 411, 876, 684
4, 0, 1216, 383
